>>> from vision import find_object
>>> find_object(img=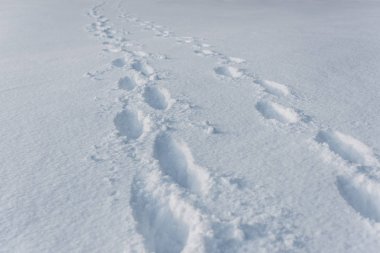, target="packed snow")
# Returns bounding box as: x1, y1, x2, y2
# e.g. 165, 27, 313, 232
1, 0, 380, 252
